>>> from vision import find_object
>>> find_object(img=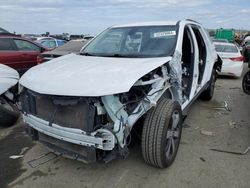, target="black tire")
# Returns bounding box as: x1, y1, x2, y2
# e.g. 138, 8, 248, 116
141, 98, 182, 168
200, 69, 216, 101
242, 70, 250, 95
0, 98, 19, 126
